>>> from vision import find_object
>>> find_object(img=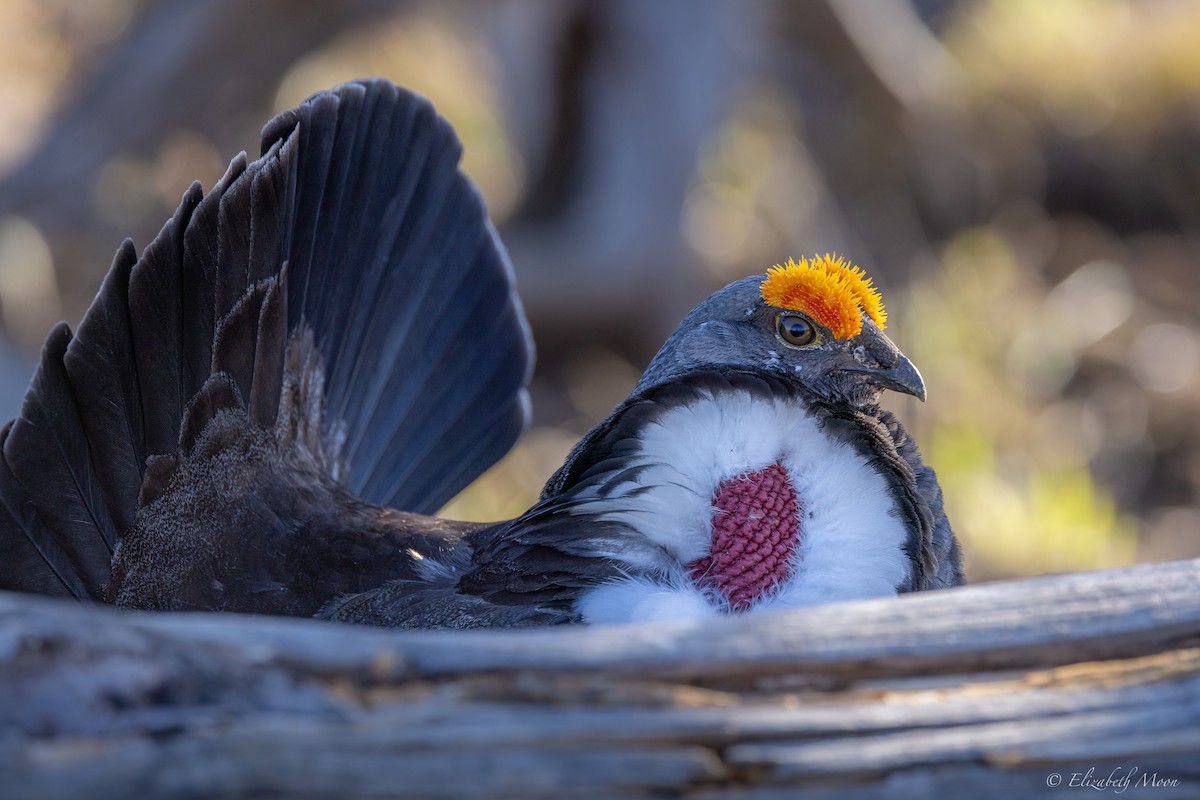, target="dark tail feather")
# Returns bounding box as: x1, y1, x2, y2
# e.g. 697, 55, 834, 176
0, 424, 89, 599
179, 154, 249, 407
248, 271, 288, 428
0, 79, 532, 599
127, 187, 199, 471
264, 80, 533, 512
